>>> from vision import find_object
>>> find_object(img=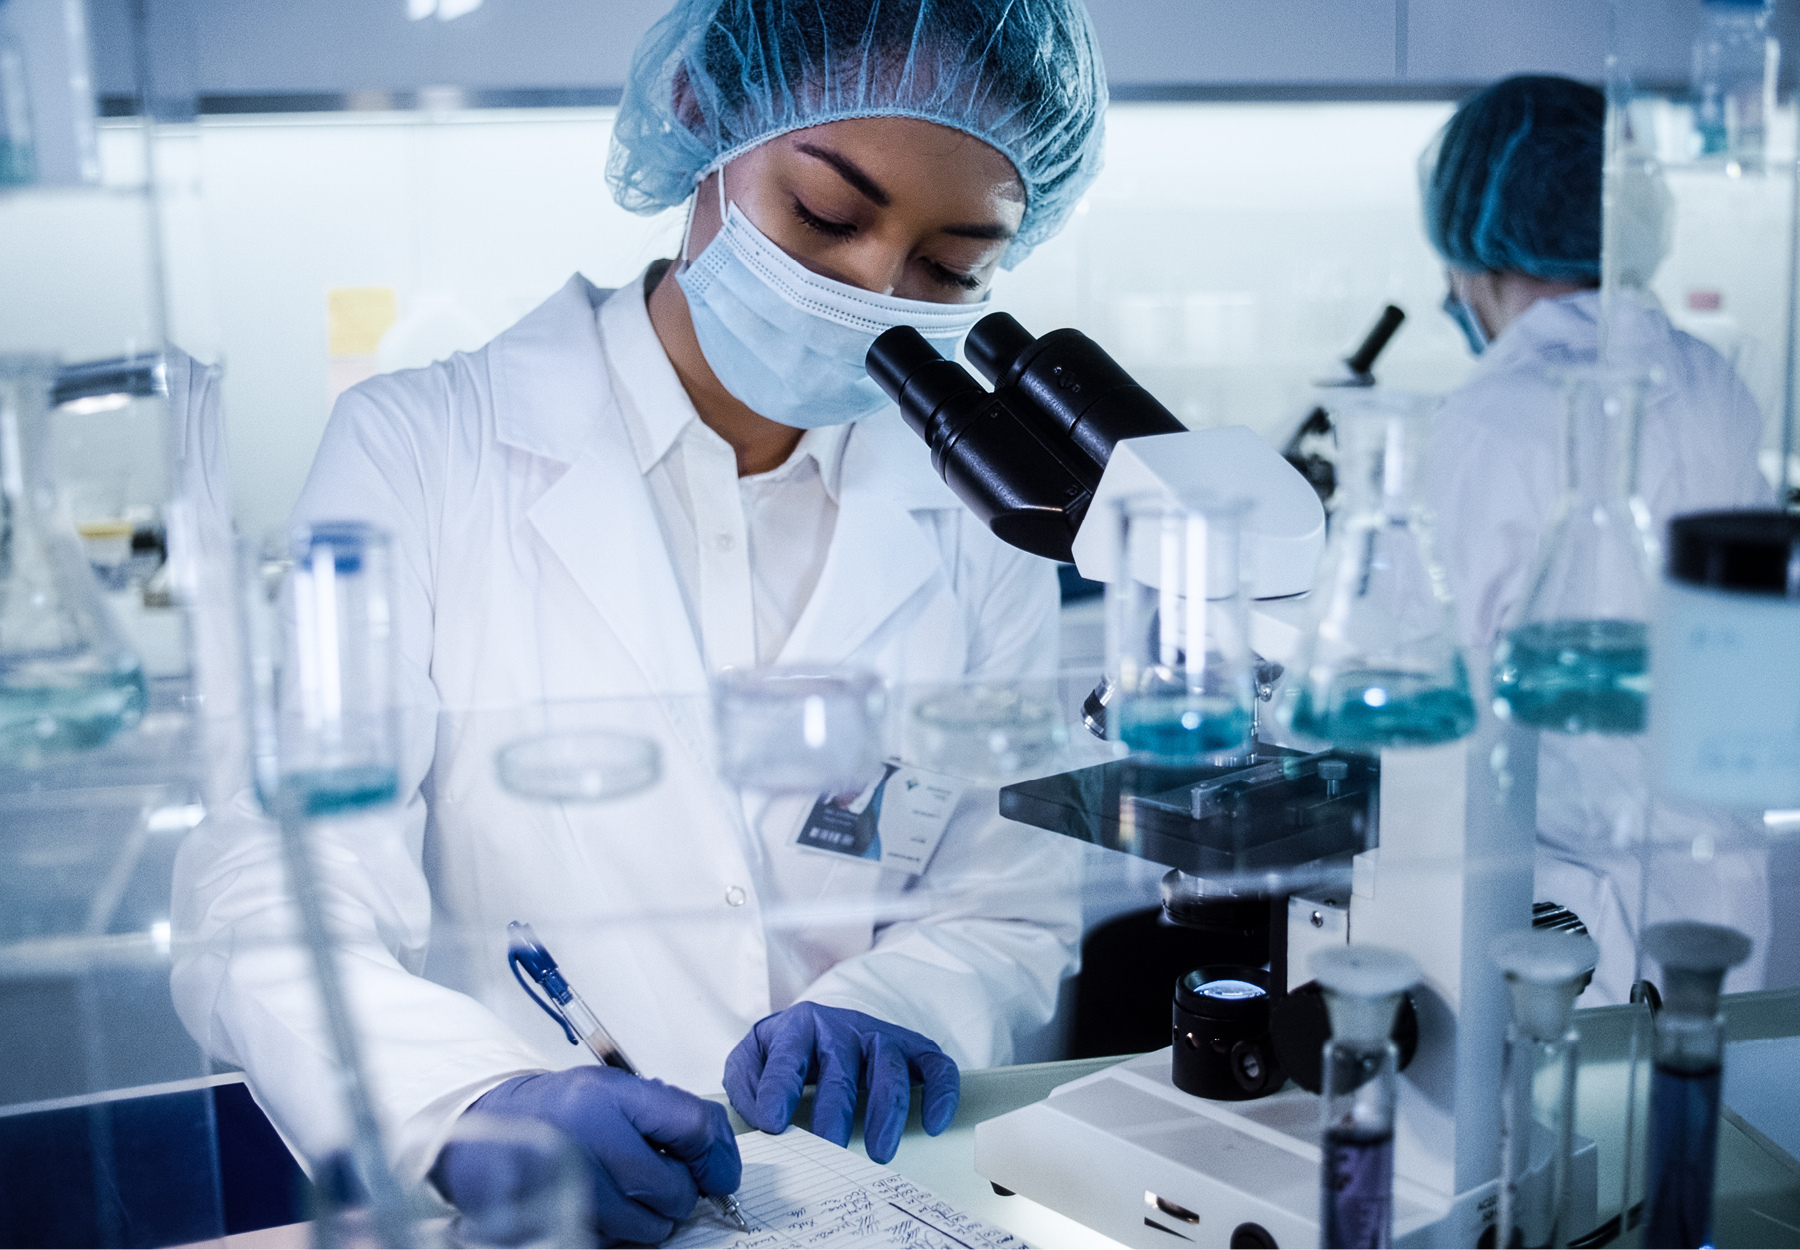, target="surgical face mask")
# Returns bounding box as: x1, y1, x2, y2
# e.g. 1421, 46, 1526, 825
677, 191, 989, 429
1442, 288, 1489, 356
